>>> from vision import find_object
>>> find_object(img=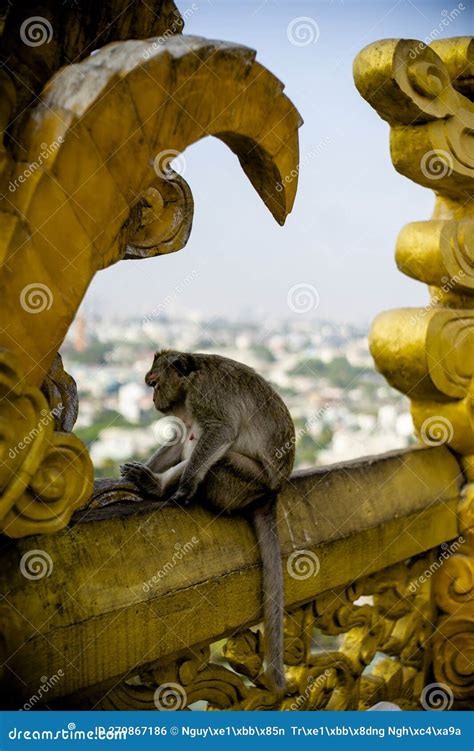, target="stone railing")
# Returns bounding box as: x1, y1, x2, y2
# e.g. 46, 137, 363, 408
1, 446, 471, 710
0, 0, 472, 712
